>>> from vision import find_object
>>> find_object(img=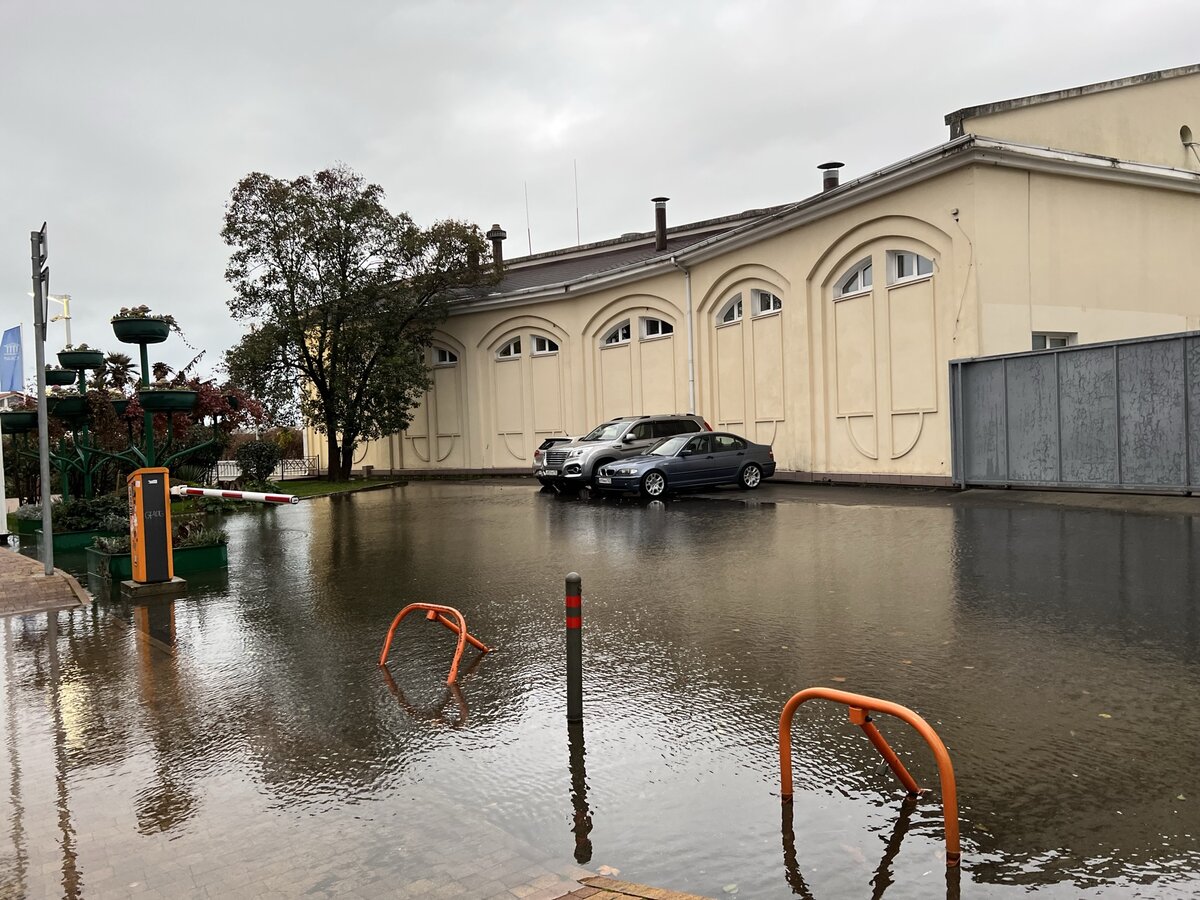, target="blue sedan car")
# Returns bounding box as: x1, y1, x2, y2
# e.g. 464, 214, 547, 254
593, 431, 775, 498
